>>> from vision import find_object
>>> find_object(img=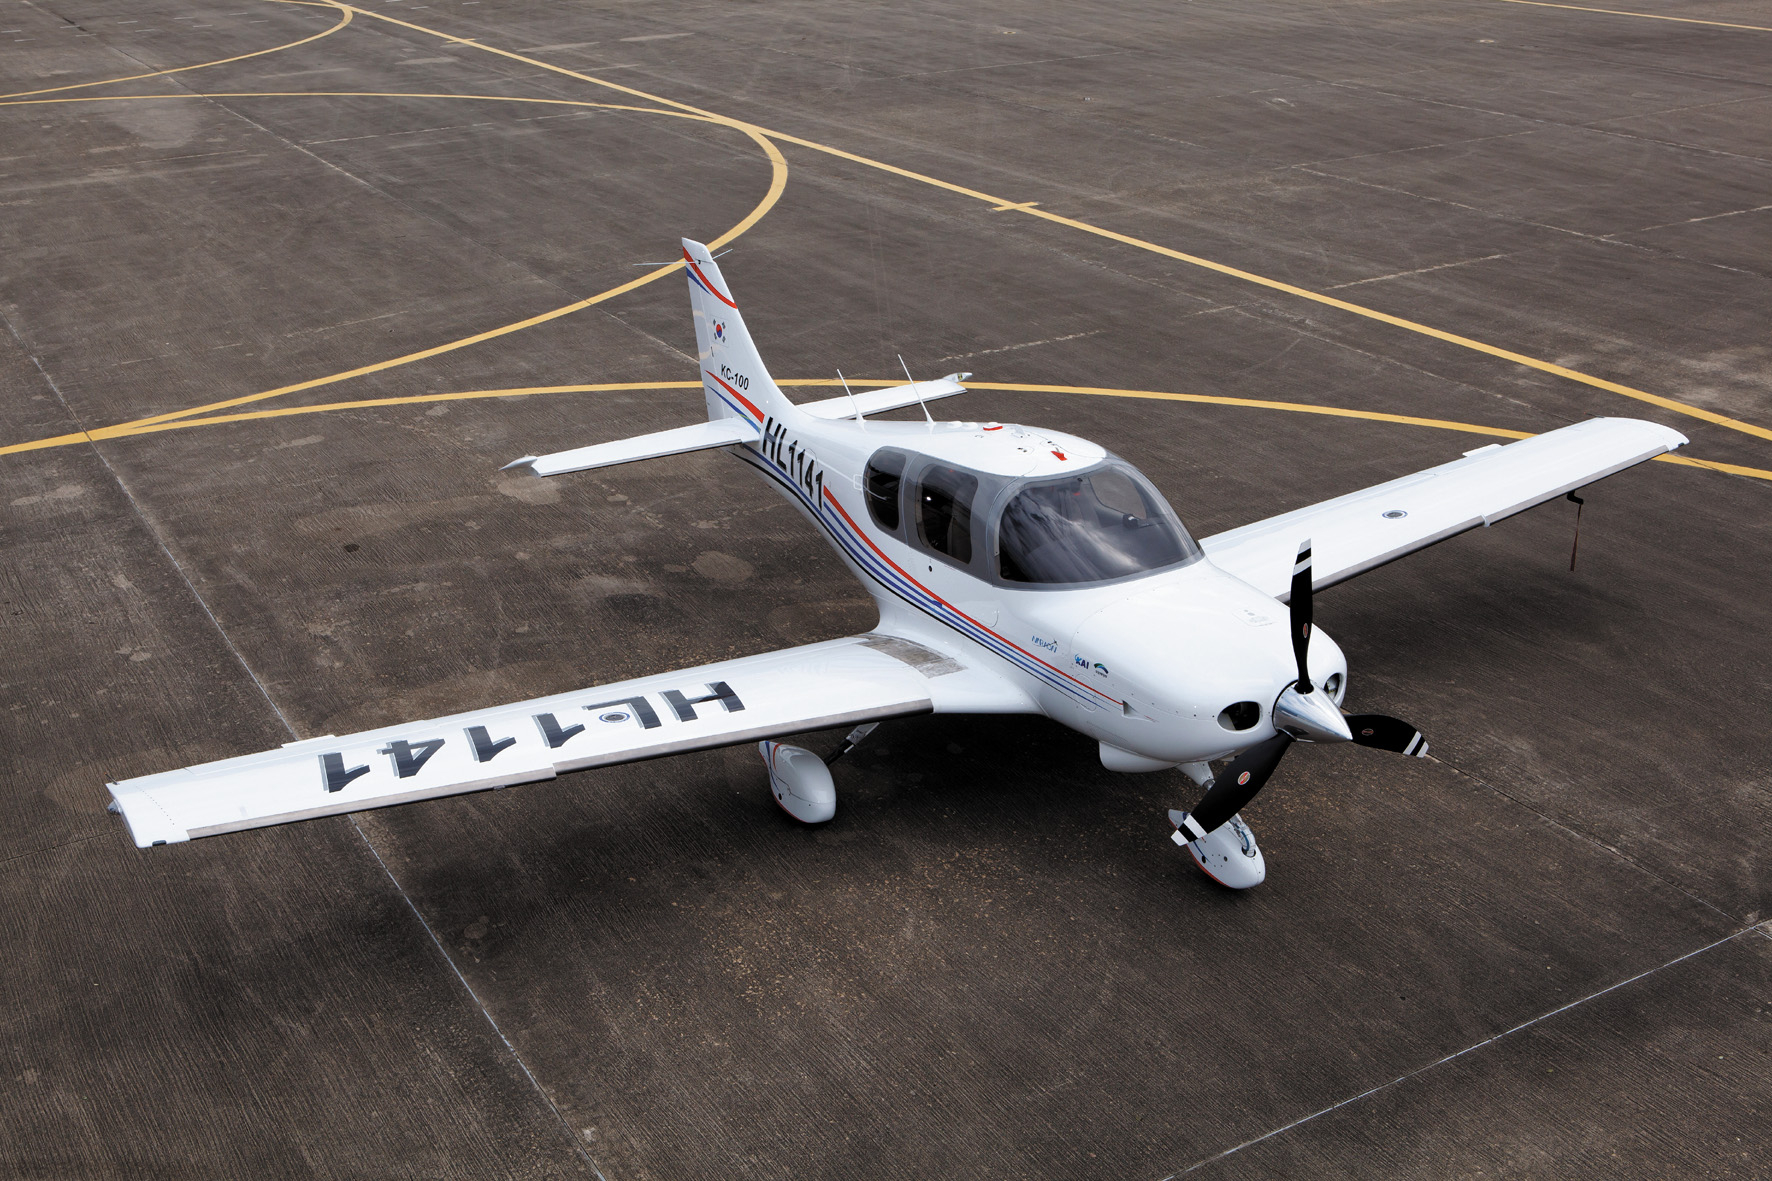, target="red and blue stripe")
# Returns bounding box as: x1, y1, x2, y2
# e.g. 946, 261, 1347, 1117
706, 371, 764, 423
683, 251, 738, 309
